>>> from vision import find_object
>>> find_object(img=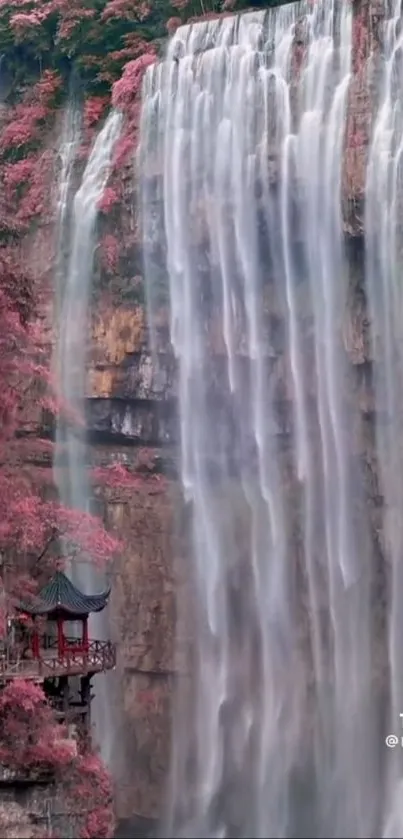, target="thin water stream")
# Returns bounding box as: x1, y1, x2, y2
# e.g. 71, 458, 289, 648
53, 107, 122, 764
